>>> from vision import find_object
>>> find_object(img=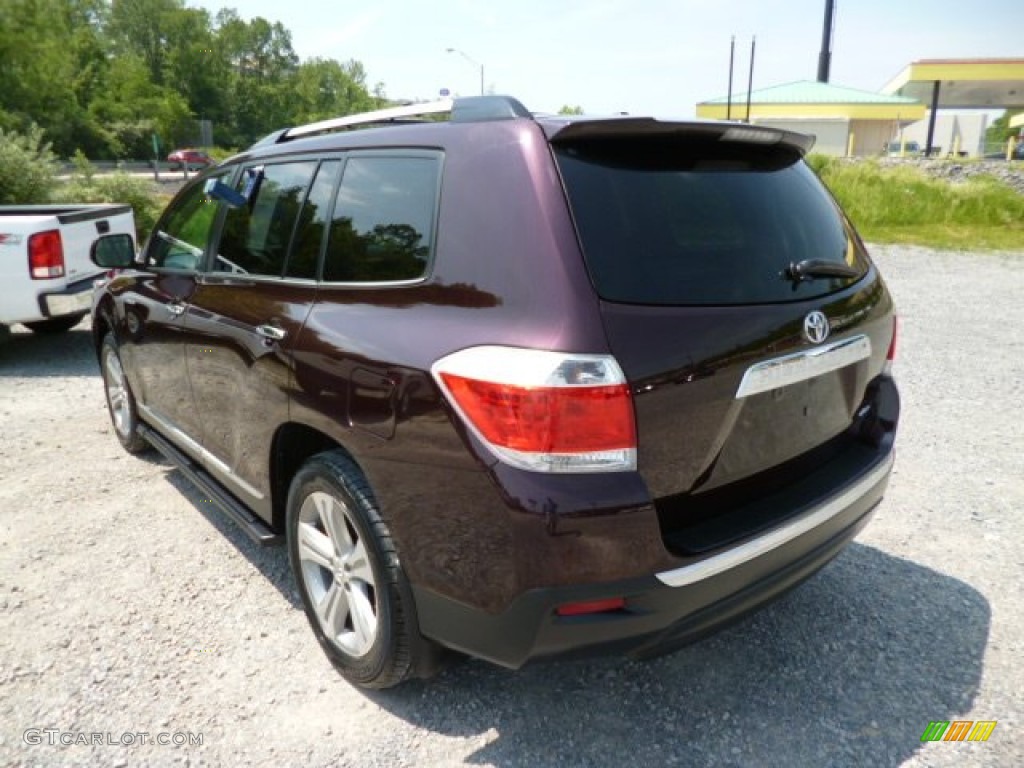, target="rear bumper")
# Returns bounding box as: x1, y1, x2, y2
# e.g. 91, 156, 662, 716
36, 275, 100, 318
414, 444, 893, 669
